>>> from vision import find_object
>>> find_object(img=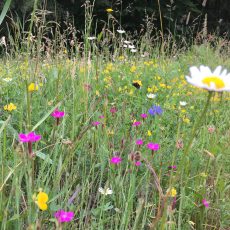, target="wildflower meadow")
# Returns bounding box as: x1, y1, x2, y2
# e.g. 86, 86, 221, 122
0, 1, 230, 230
